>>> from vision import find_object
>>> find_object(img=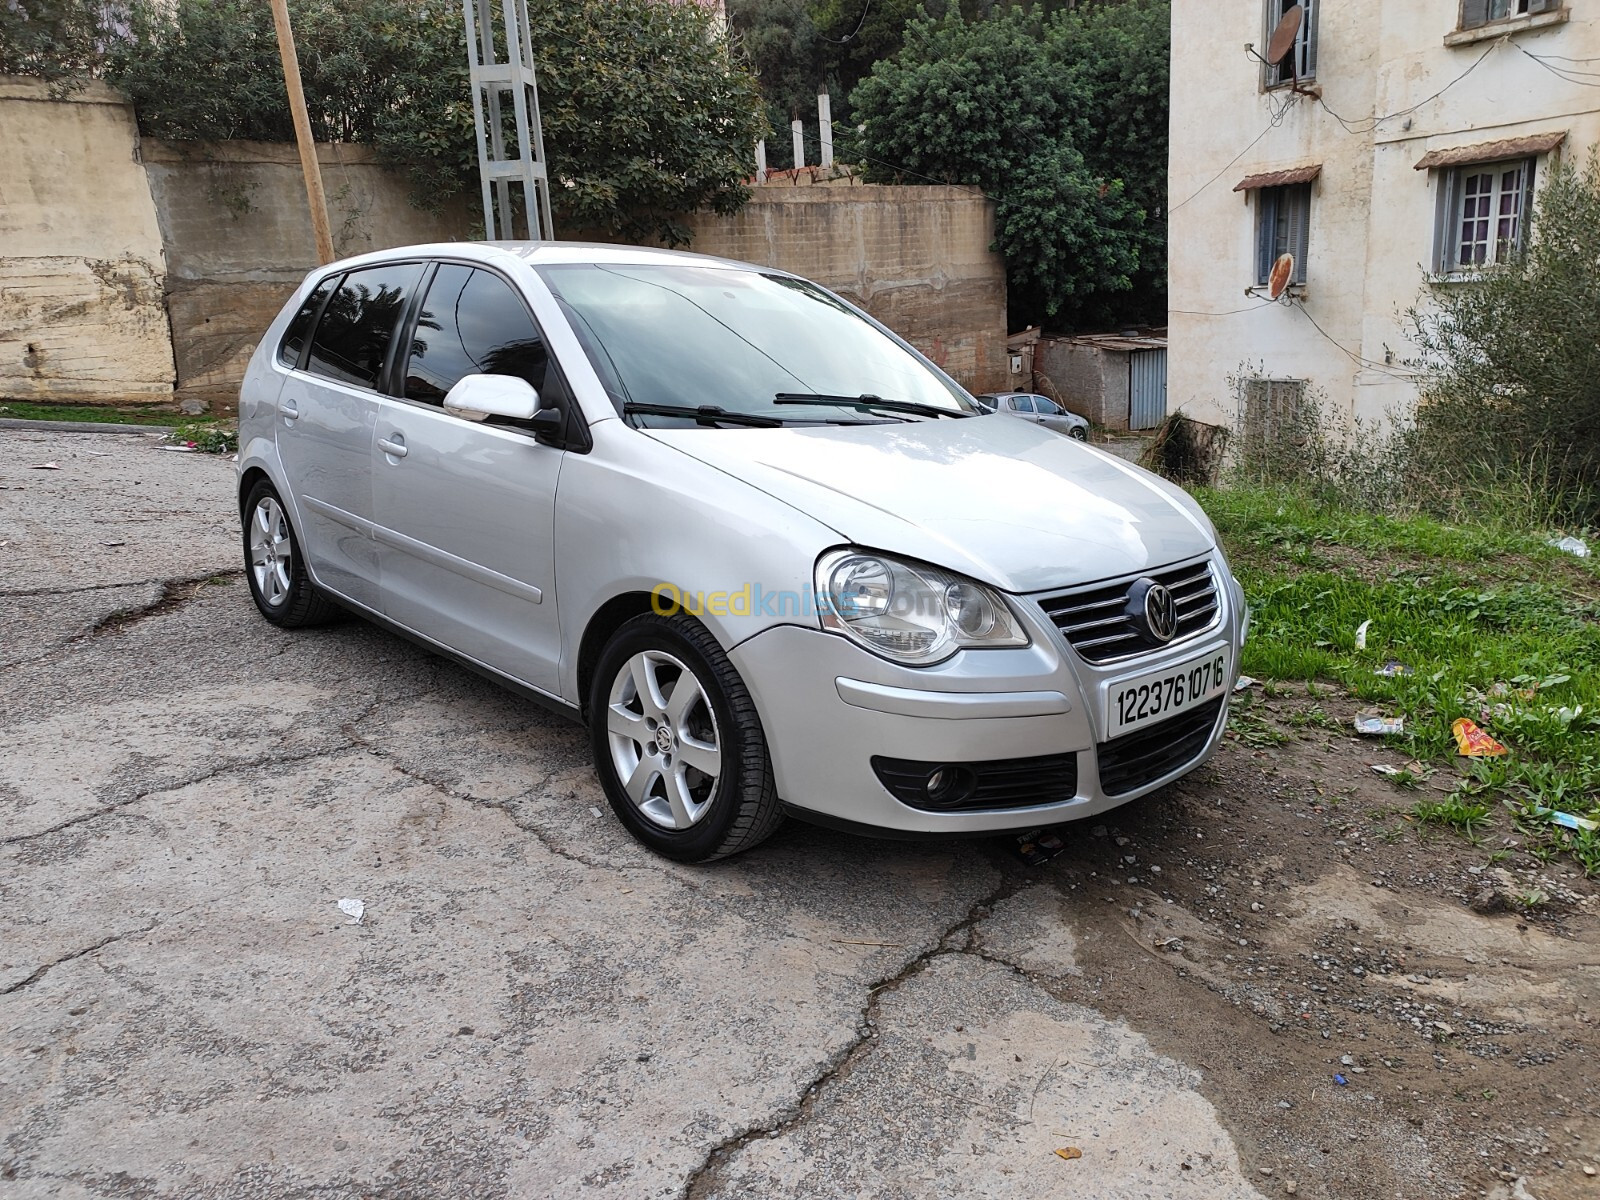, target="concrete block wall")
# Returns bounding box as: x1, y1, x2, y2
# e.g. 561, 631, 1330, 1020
681, 185, 1009, 394
143, 140, 471, 412
1036, 340, 1130, 430
0, 78, 1007, 410
0, 78, 175, 403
